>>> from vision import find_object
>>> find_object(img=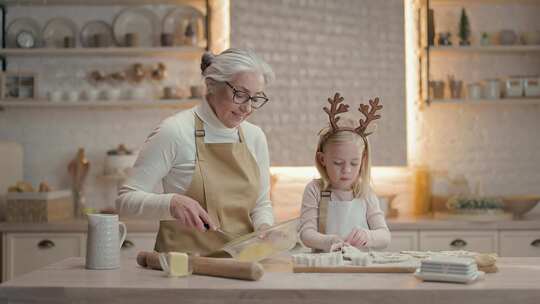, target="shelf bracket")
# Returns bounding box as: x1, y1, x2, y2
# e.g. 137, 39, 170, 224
1, 4, 5, 71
